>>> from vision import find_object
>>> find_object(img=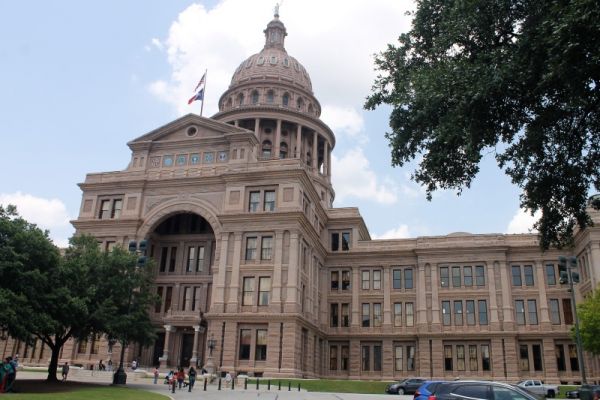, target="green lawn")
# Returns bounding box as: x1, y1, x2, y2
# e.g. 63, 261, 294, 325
246, 378, 393, 394
558, 385, 580, 399
8, 386, 169, 400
